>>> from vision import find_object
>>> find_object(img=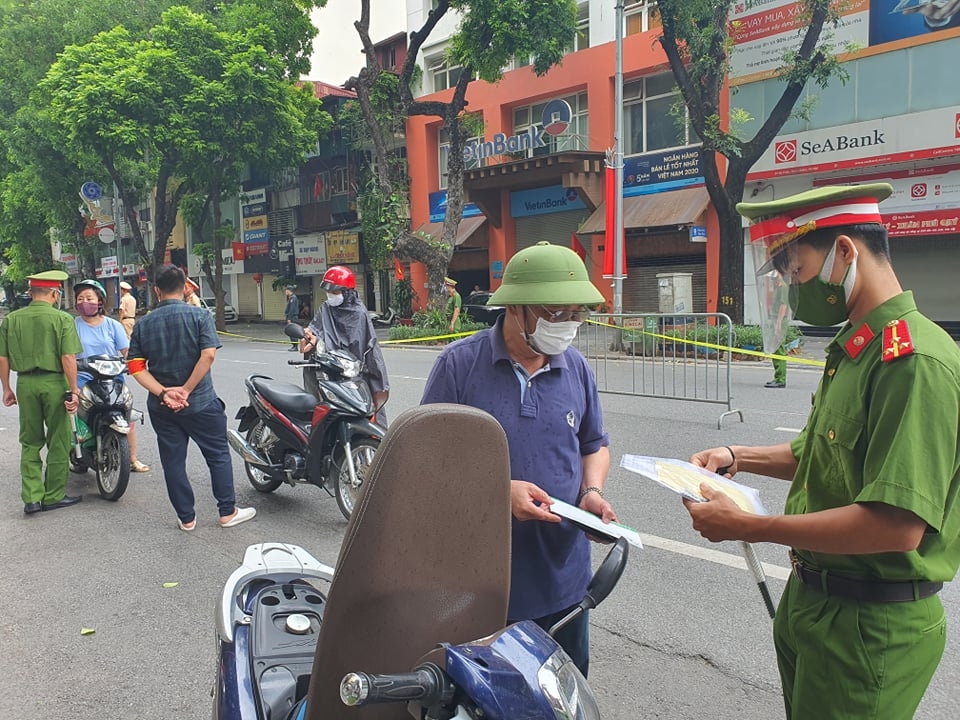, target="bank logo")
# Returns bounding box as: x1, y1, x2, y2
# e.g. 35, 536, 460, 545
775, 140, 797, 164
911, 183, 927, 199
955, 112, 960, 139
542, 99, 573, 137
